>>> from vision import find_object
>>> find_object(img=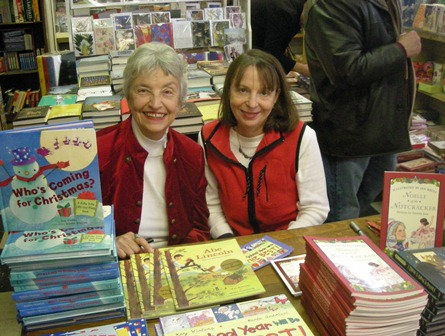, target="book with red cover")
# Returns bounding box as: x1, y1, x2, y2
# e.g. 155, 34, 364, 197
379, 171, 445, 254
